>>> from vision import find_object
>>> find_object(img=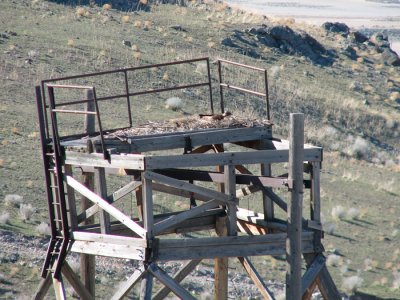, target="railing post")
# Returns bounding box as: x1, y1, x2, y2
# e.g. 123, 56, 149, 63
286, 113, 304, 300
